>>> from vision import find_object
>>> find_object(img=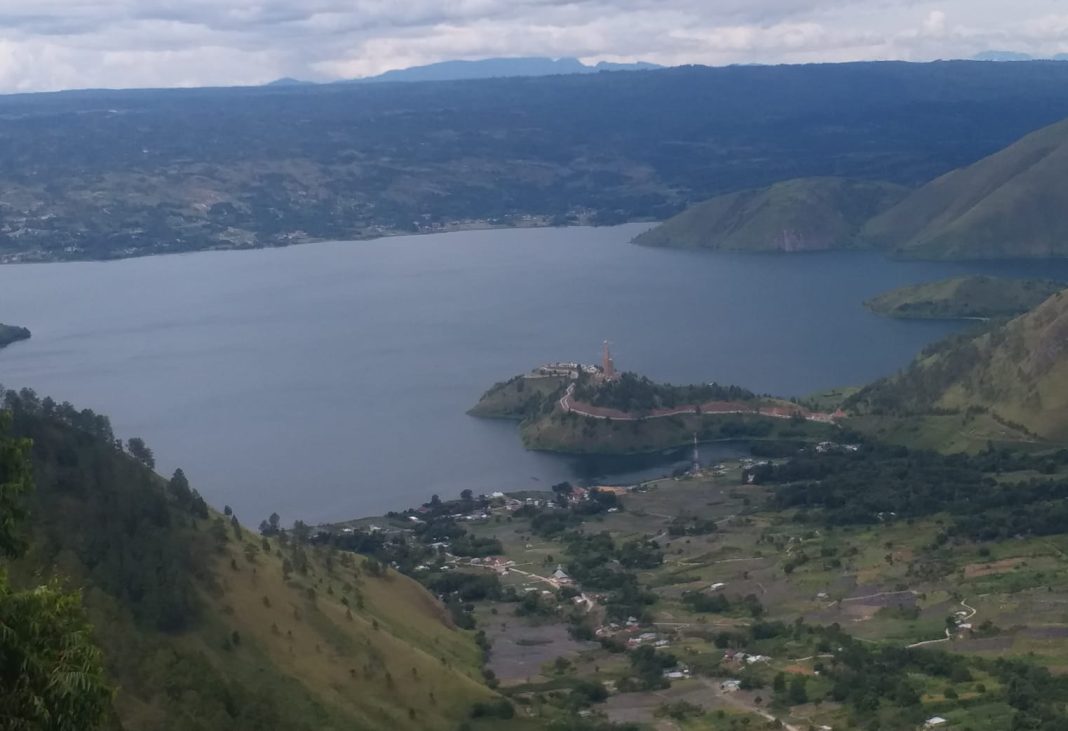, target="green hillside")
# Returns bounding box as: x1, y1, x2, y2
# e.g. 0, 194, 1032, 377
863, 116, 1068, 258
849, 289, 1068, 442
467, 374, 567, 419
865, 275, 1065, 319
633, 177, 907, 251
1, 389, 494, 730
